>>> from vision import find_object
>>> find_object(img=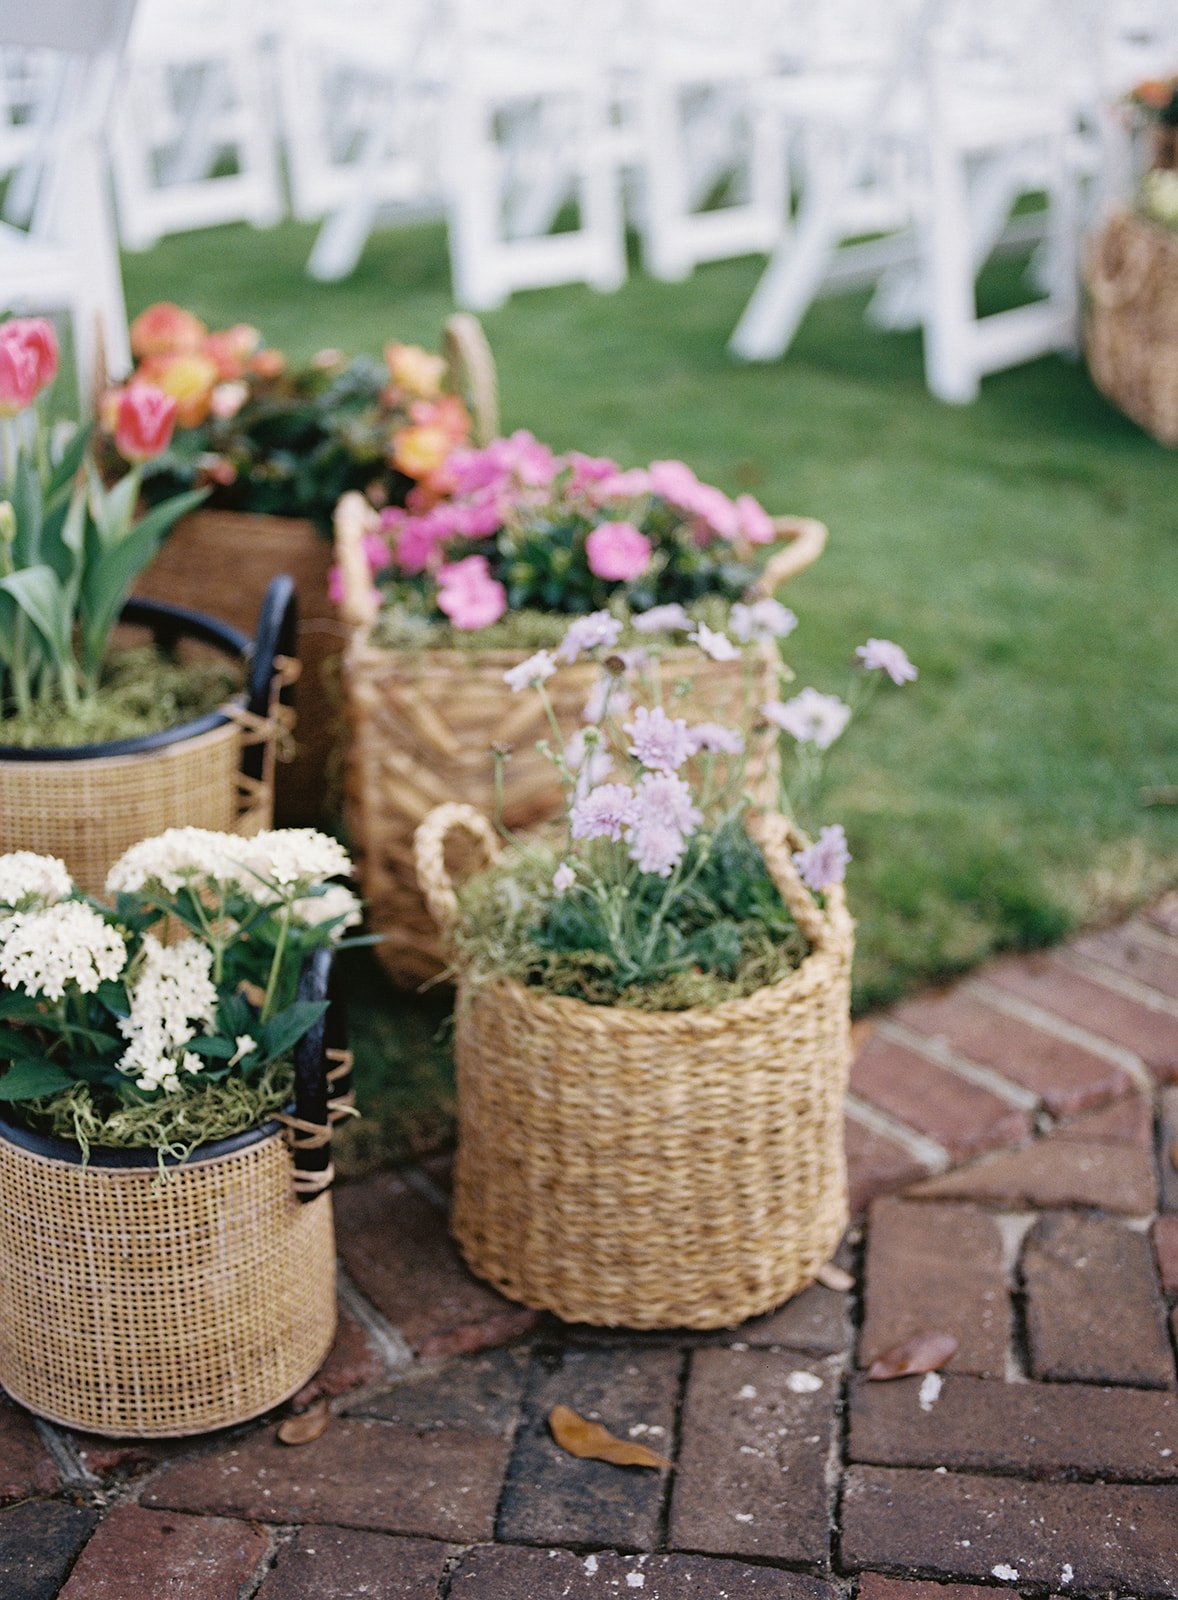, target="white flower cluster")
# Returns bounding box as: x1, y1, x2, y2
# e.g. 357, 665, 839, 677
0, 902, 126, 1001
117, 935, 218, 1095
290, 884, 363, 932
0, 851, 74, 918
106, 827, 354, 902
